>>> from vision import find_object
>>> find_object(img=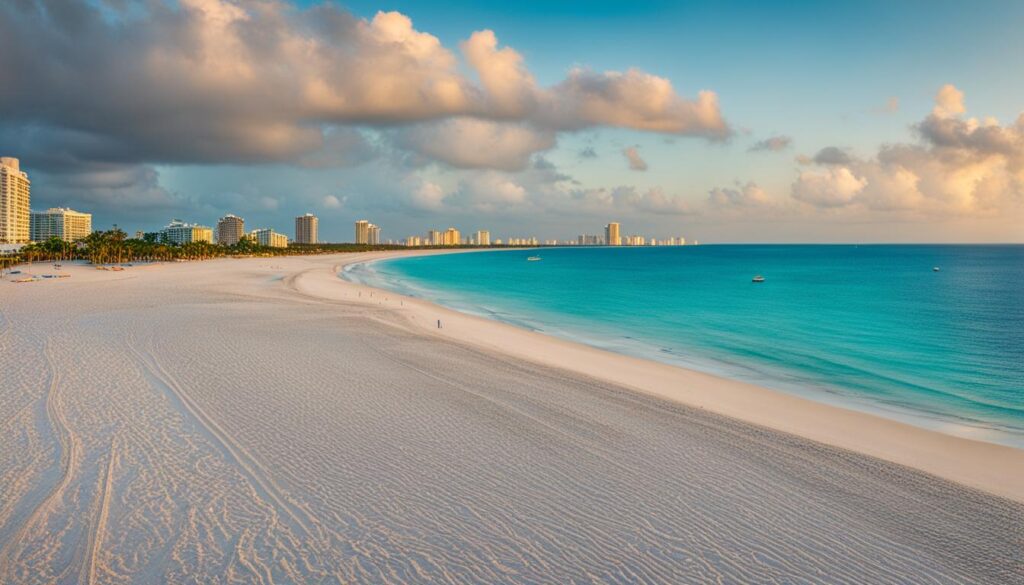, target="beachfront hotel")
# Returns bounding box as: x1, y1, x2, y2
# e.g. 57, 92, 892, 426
0, 157, 31, 244
29, 207, 92, 242
355, 220, 380, 245
443, 227, 461, 246
605, 222, 621, 246
295, 213, 318, 244
251, 228, 288, 248
161, 219, 214, 245
215, 214, 245, 246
